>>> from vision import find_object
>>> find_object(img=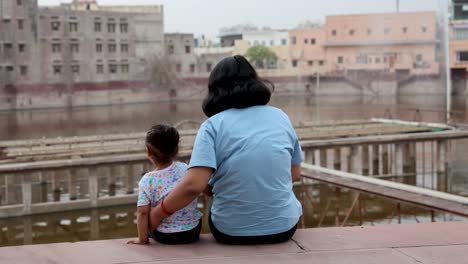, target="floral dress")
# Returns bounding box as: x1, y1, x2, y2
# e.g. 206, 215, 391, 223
137, 161, 202, 233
